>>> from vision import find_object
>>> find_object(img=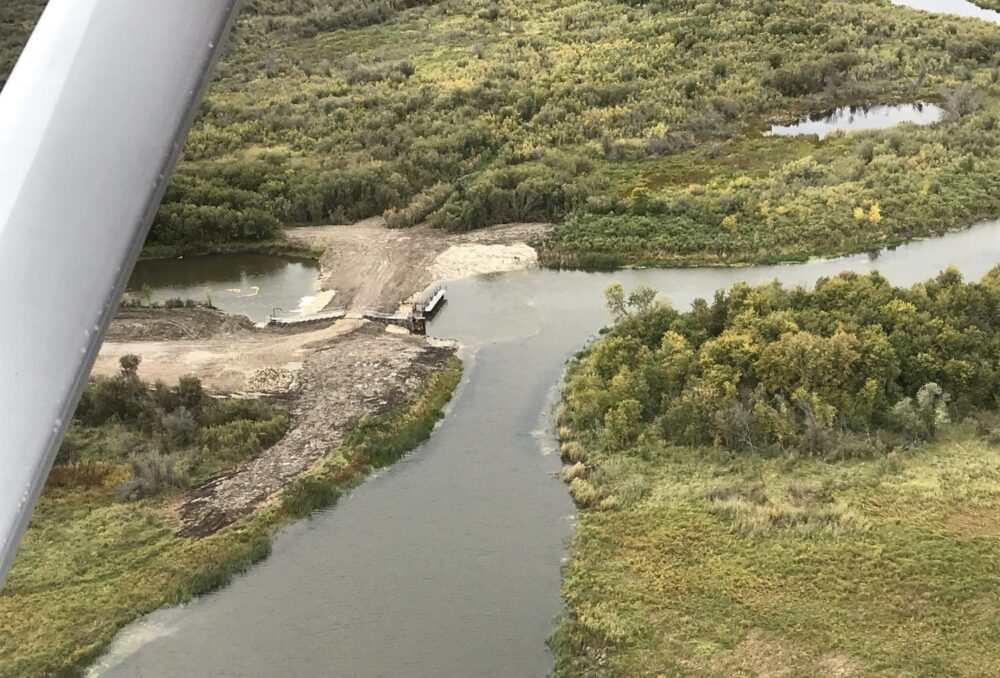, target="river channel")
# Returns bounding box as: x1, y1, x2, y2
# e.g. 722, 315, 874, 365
91, 219, 1000, 678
